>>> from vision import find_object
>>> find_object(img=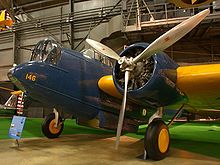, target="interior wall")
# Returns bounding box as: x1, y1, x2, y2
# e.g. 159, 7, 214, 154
0, 0, 120, 81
